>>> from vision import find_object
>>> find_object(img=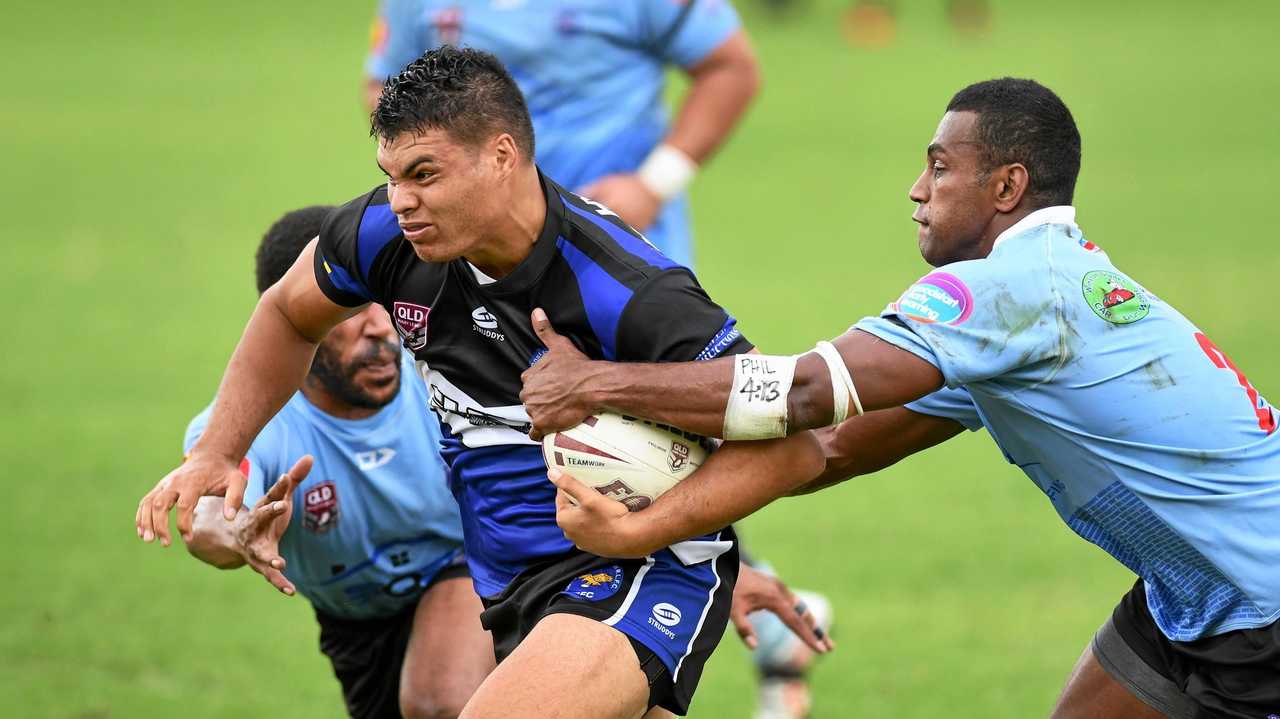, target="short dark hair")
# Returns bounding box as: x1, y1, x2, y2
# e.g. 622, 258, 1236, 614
371, 46, 535, 158
946, 78, 1081, 207
254, 206, 333, 294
